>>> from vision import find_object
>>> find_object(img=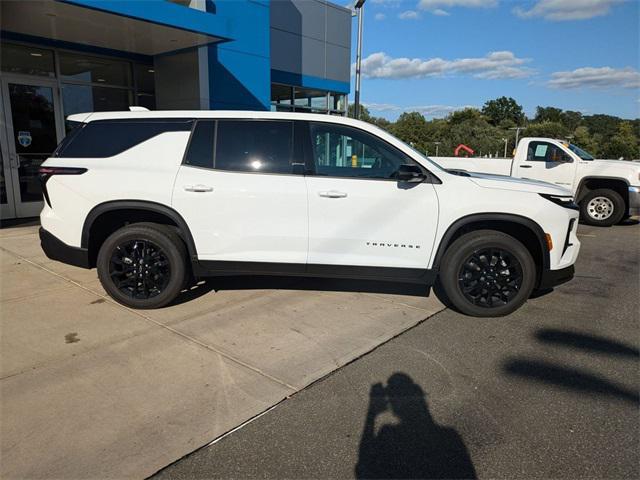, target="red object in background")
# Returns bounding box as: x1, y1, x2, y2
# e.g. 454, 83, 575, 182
454, 144, 475, 157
